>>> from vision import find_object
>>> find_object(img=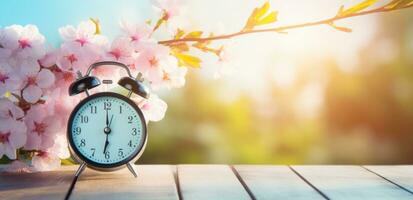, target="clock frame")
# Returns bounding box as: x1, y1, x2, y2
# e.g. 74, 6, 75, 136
67, 92, 148, 172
